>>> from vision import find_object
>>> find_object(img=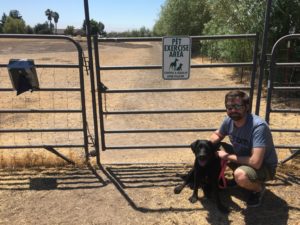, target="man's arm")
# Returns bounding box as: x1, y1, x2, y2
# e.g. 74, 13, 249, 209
210, 129, 225, 144
218, 147, 266, 169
